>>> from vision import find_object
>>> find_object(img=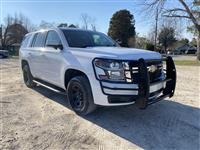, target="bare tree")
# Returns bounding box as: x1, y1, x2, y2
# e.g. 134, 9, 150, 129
1, 13, 34, 49
154, 7, 159, 51
147, 26, 156, 44
80, 13, 90, 30
144, 0, 200, 60
80, 13, 97, 31
90, 17, 97, 31
39, 20, 56, 29
18, 13, 36, 32
135, 33, 149, 49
